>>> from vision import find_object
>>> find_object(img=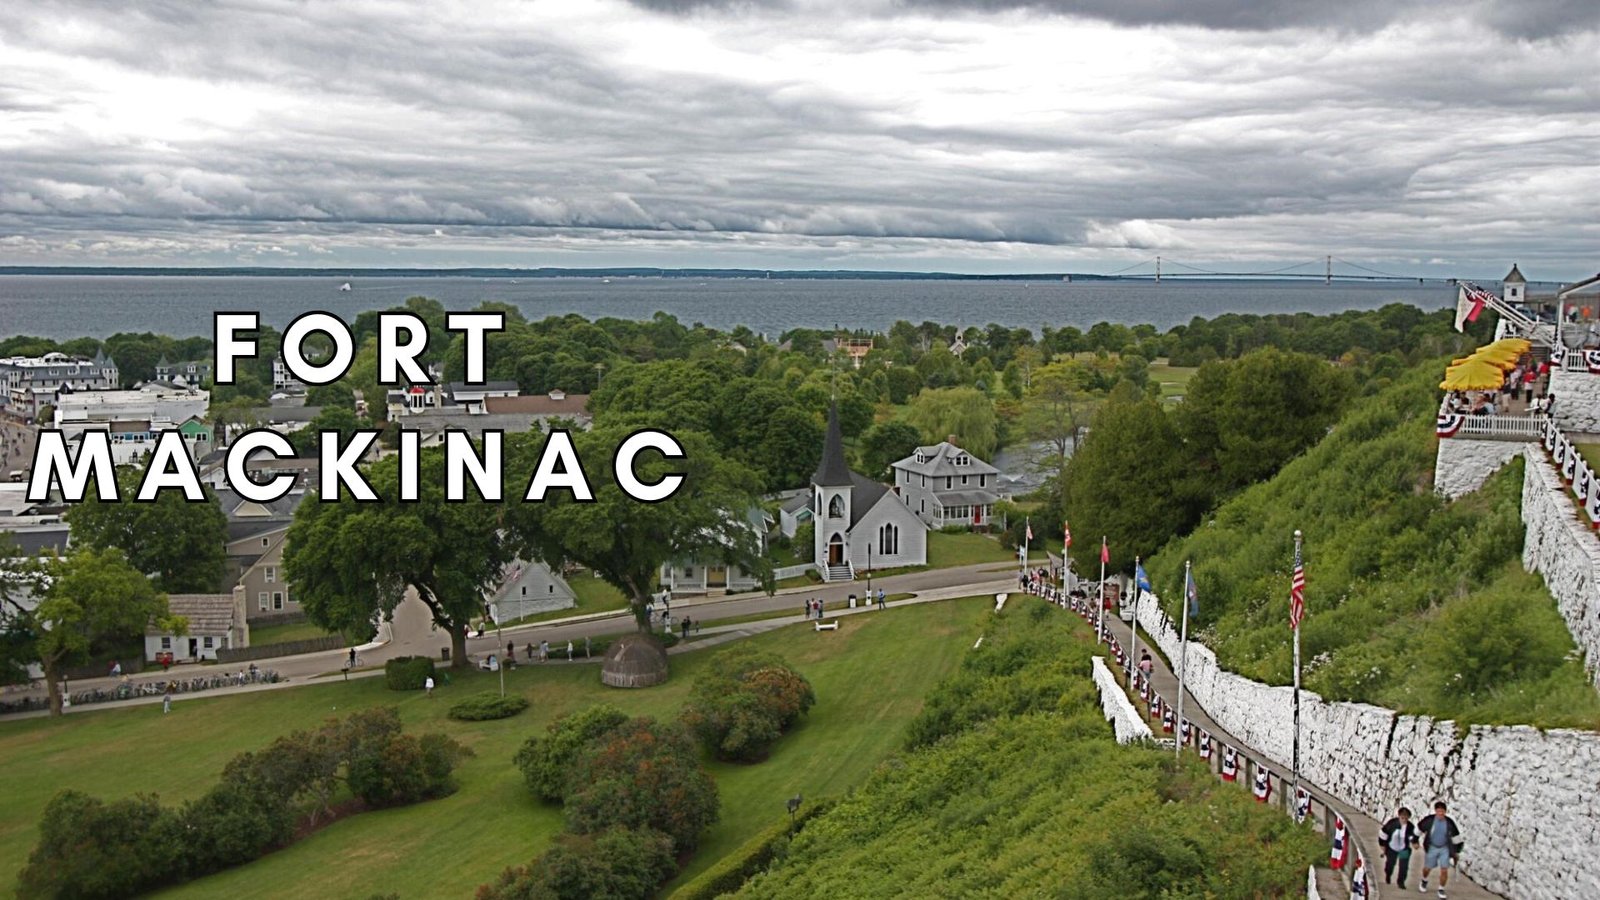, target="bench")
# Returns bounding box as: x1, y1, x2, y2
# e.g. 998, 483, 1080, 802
815, 620, 839, 632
